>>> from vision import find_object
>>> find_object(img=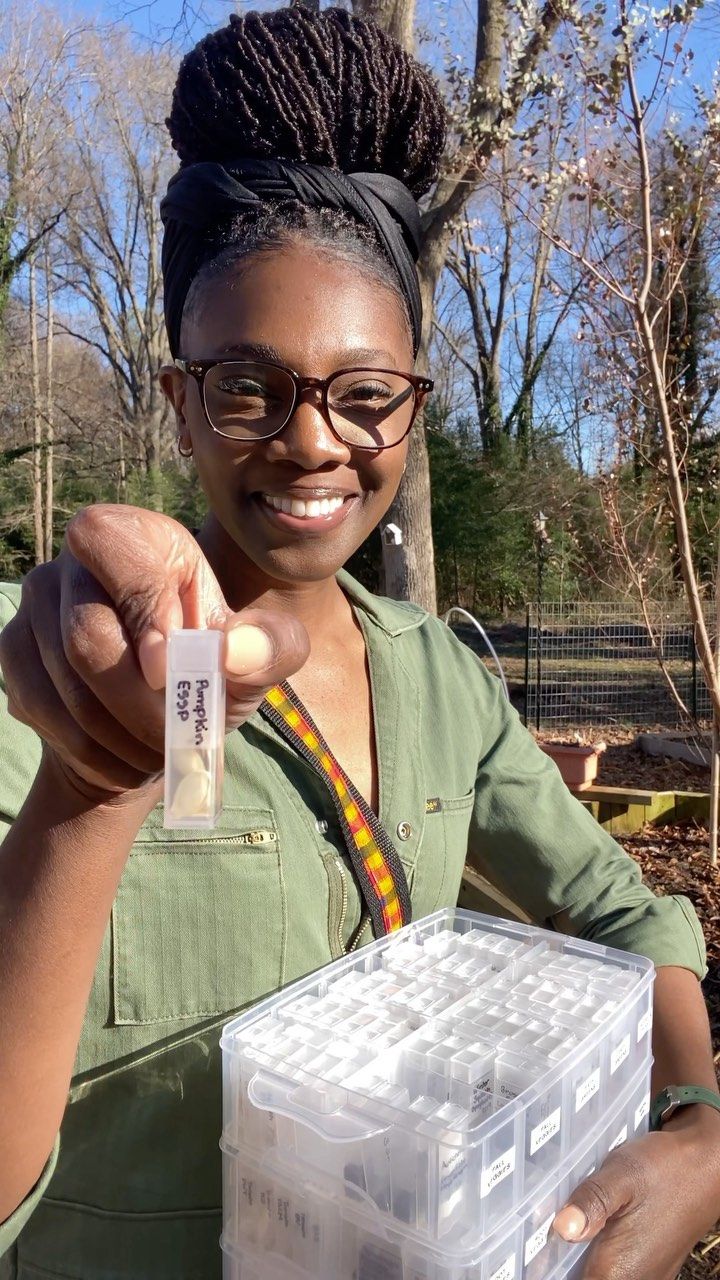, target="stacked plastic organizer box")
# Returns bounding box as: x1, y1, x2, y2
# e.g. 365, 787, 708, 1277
221, 909, 654, 1280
